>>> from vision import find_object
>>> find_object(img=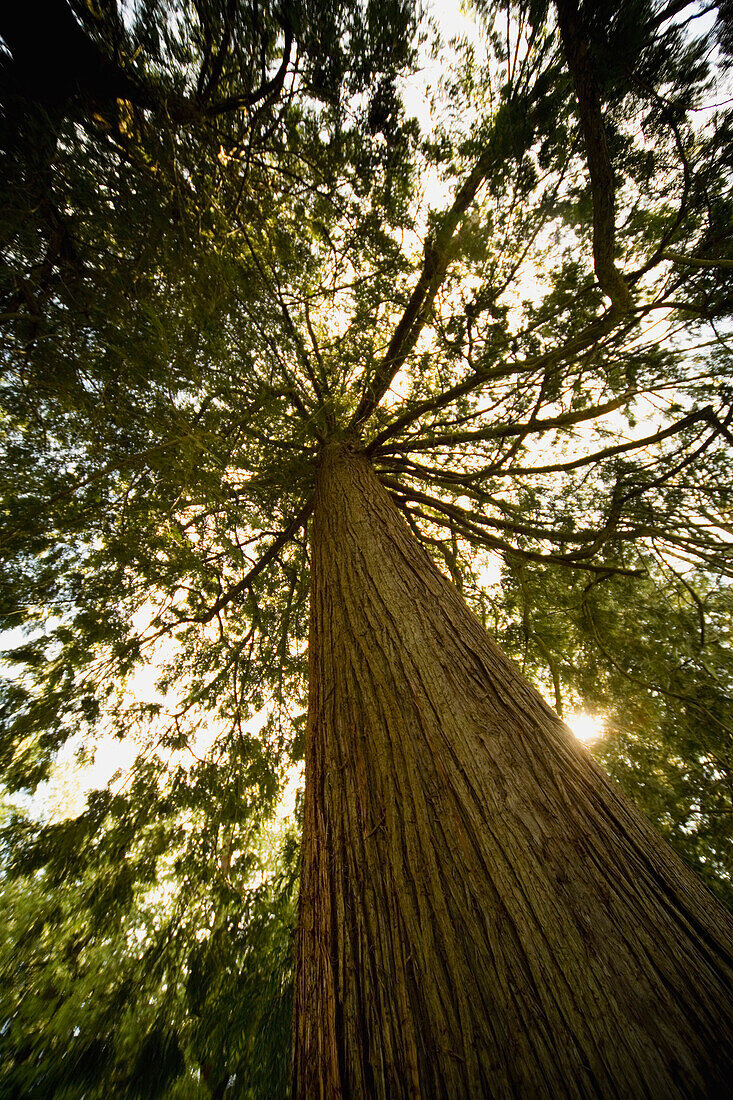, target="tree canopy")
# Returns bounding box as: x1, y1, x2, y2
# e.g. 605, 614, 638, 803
1, 0, 733, 1094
